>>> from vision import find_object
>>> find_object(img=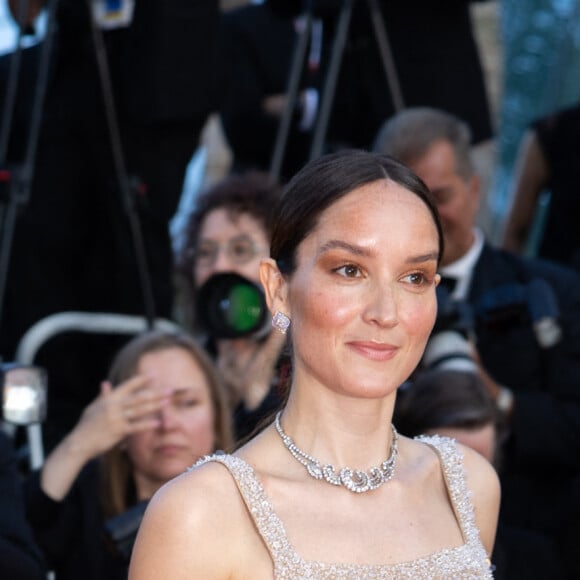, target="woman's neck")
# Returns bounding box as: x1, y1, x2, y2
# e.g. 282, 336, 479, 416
280, 390, 397, 470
